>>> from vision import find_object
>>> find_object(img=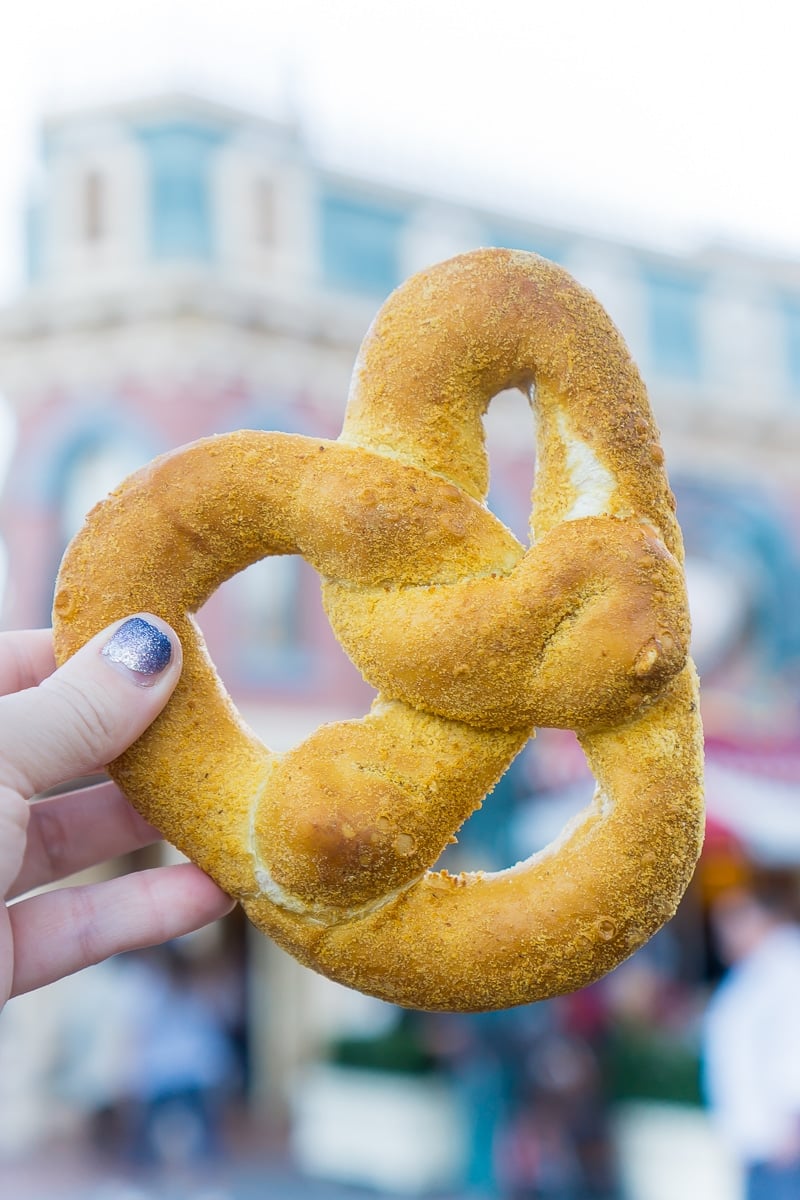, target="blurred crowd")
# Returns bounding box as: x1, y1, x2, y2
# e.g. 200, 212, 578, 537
4, 846, 798, 1200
